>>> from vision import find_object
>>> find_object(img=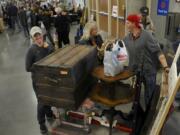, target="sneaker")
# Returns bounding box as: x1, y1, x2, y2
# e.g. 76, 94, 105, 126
40, 124, 48, 134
